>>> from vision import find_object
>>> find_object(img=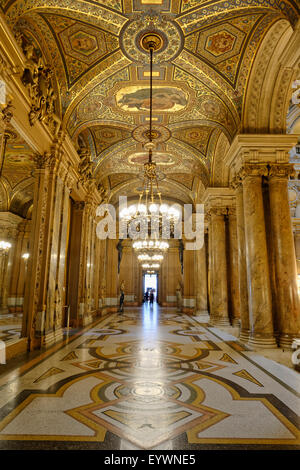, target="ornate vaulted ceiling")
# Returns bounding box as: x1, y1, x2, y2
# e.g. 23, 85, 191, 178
1, 0, 299, 205
0, 124, 34, 218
